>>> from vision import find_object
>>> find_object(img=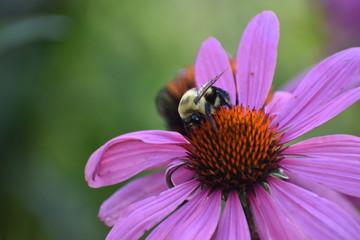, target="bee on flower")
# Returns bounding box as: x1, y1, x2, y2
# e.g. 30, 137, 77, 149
85, 11, 360, 240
